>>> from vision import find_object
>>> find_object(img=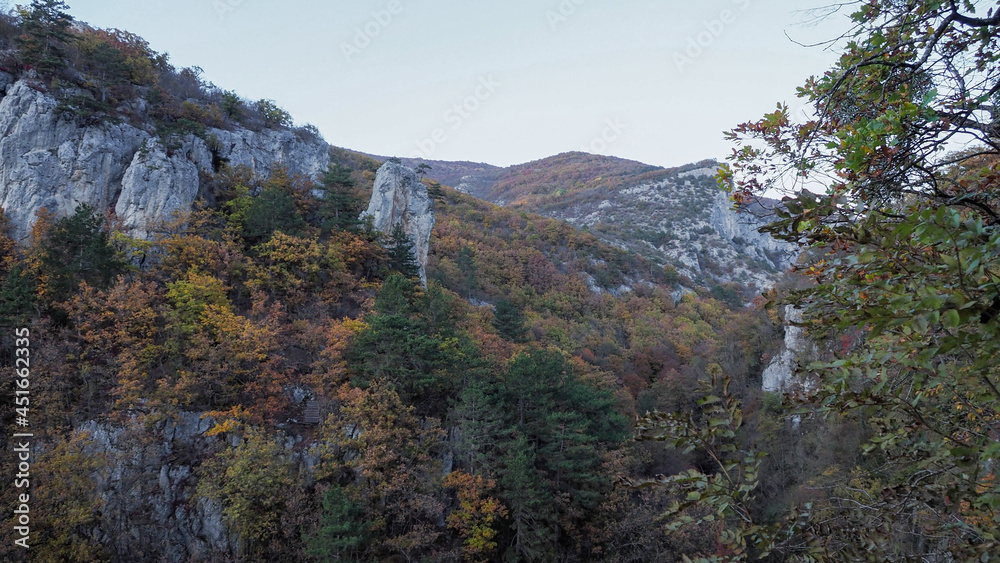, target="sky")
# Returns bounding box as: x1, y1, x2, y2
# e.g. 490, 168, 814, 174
62, 0, 849, 169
